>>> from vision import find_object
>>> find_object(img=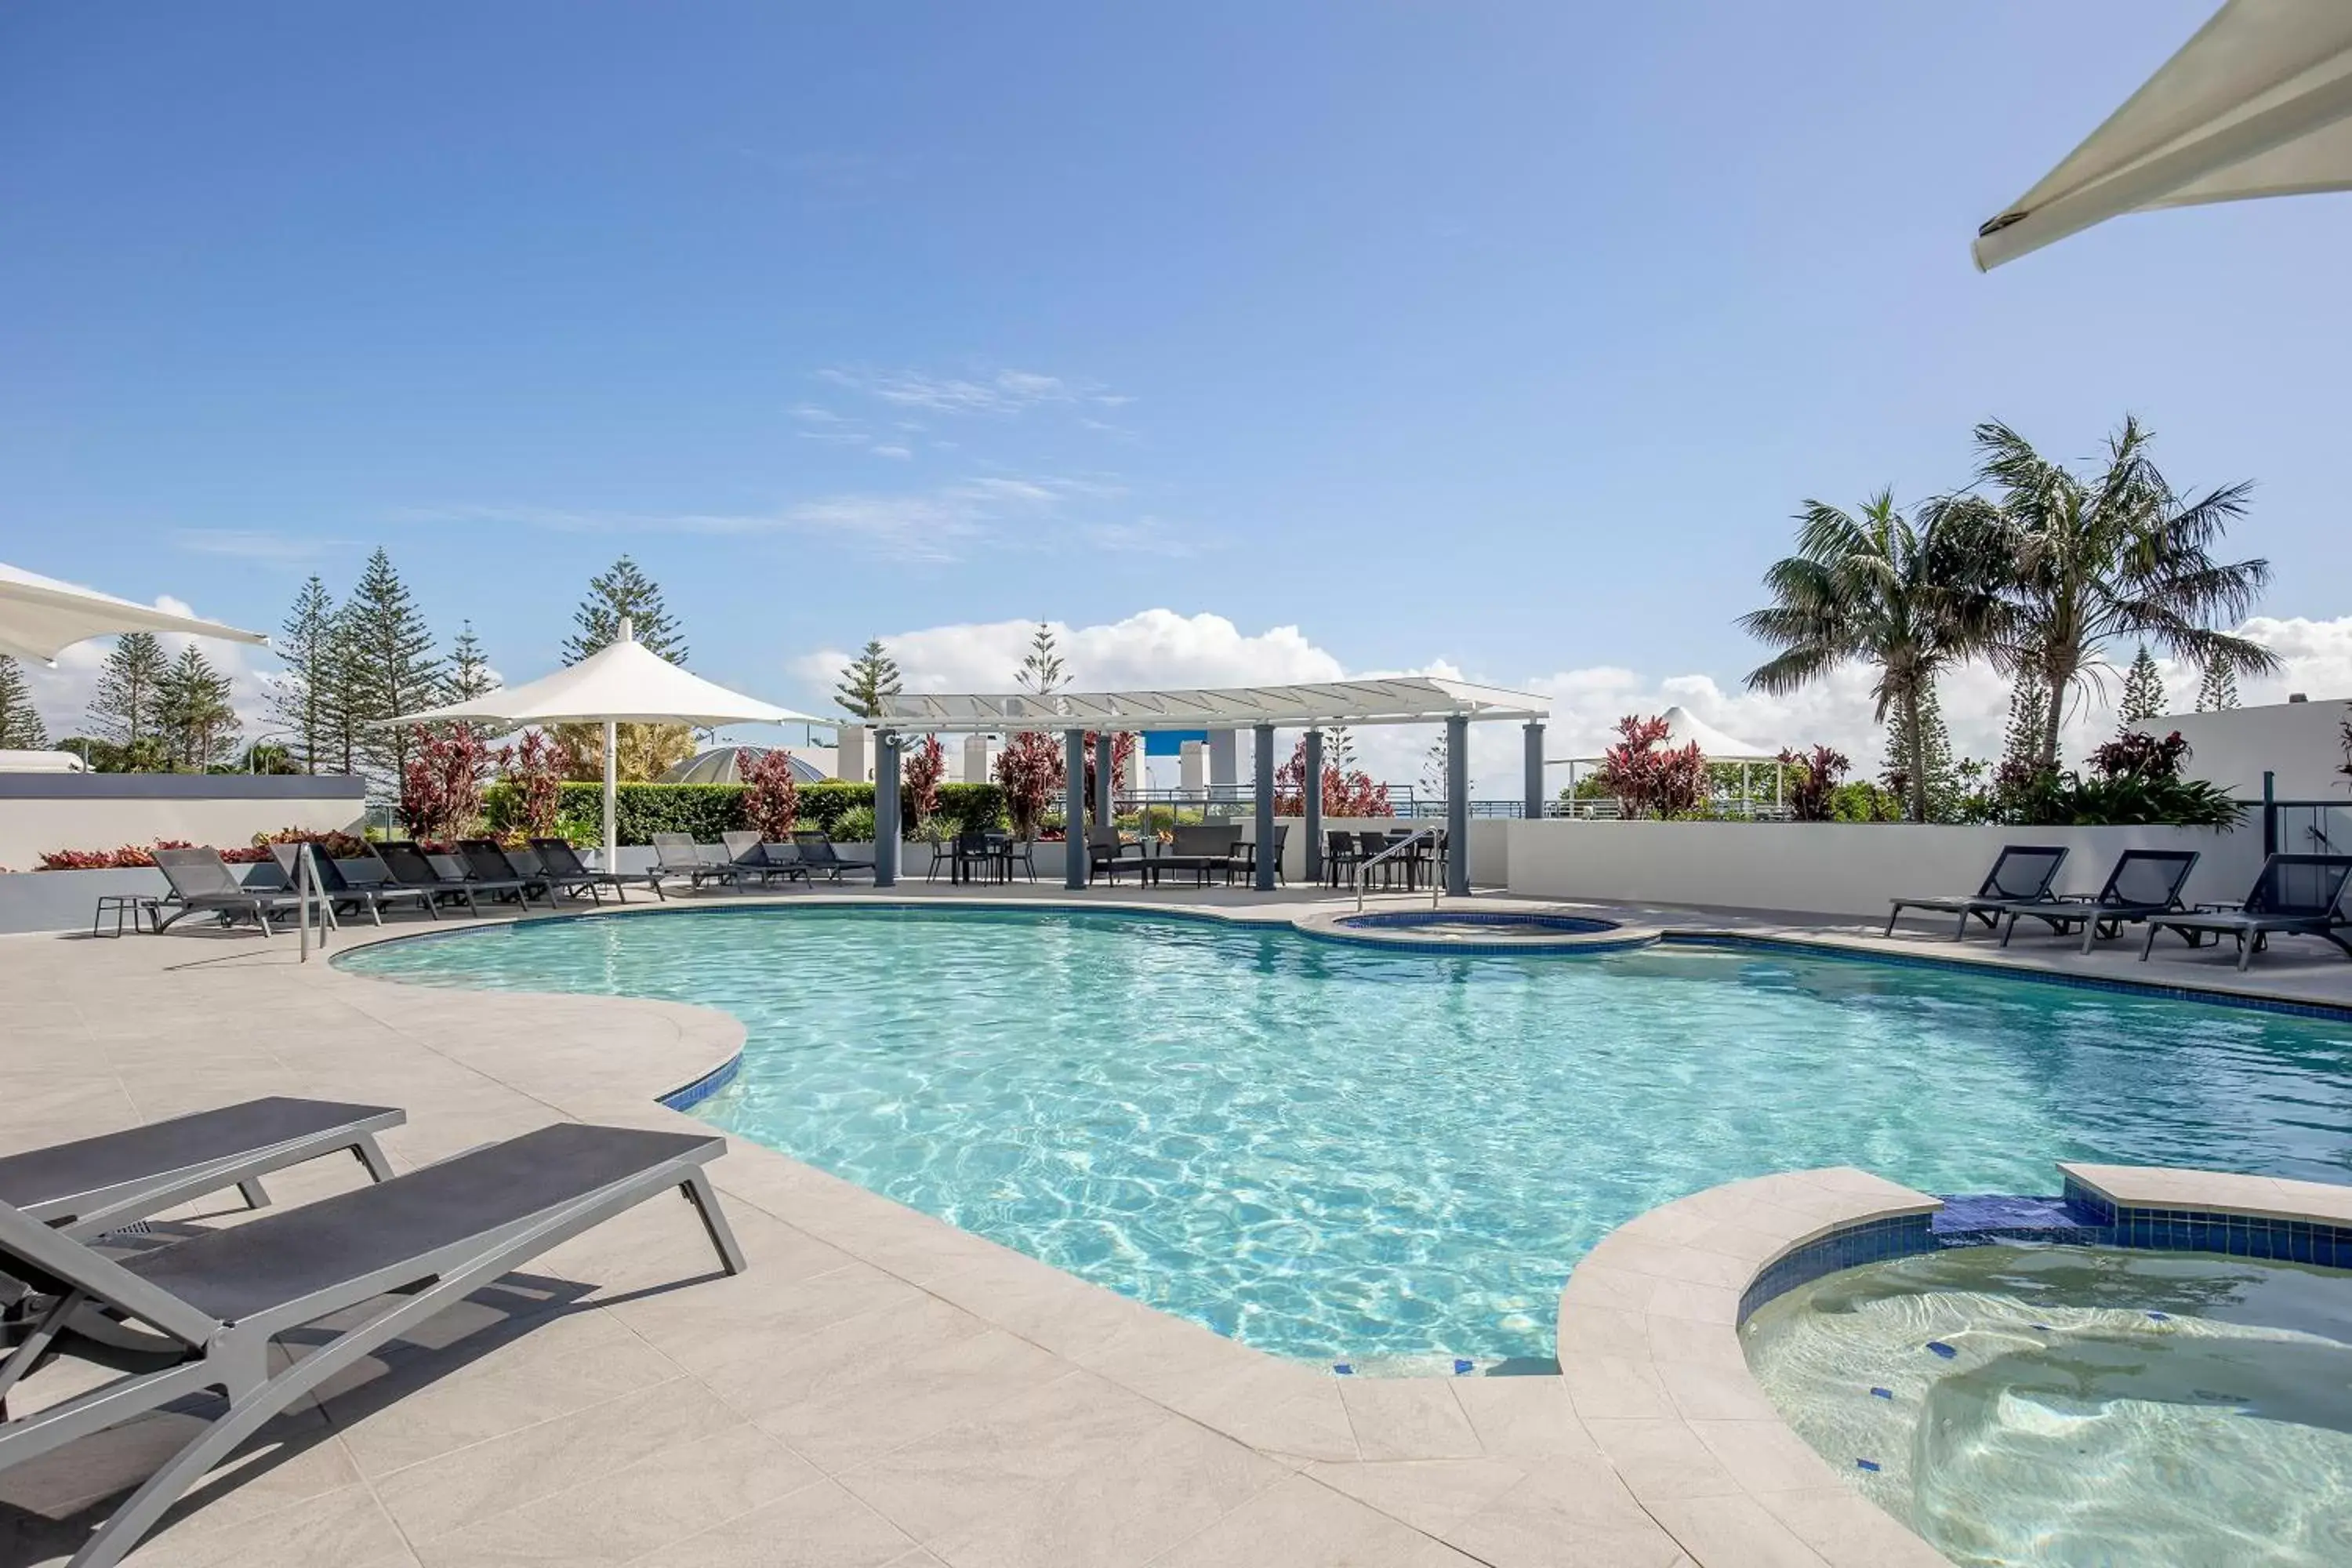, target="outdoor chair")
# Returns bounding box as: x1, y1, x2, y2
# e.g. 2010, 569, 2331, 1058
1997, 848, 2201, 953
0, 1122, 743, 1568
649, 832, 740, 891
452, 840, 556, 910
2140, 854, 2352, 971
790, 831, 873, 883
267, 843, 437, 926
943, 829, 1004, 884
1227, 824, 1288, 887
1355, 831, 1394, 889
1323, 830, 1360, 889
1087, 828, 1147, 884
1884, 845, 2071, 938
1159, 823, 1243, 887
998, 832, 1037, 883
530, 837, 667, 903
150, 848, 320, 938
